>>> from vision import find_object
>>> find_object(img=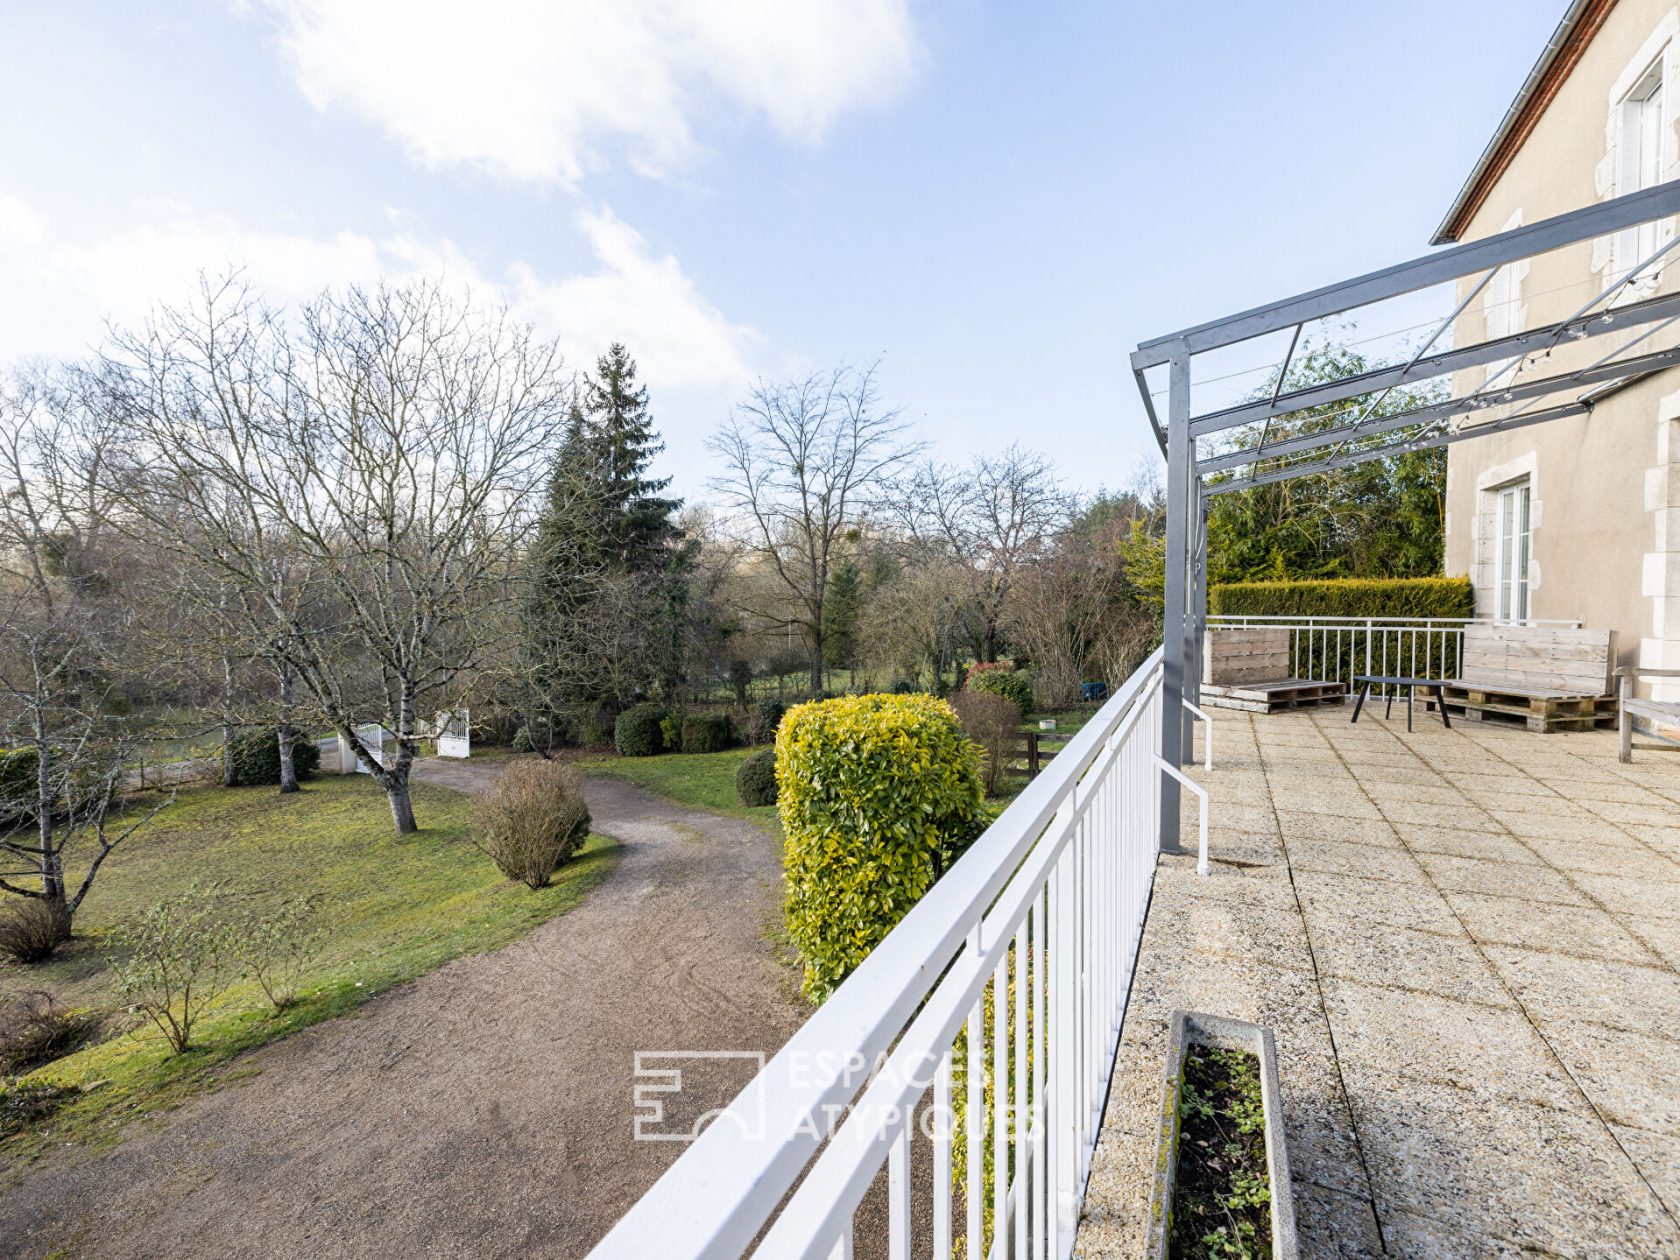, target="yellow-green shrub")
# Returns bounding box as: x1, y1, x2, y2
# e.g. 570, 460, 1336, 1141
777, 694, 985, 1002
